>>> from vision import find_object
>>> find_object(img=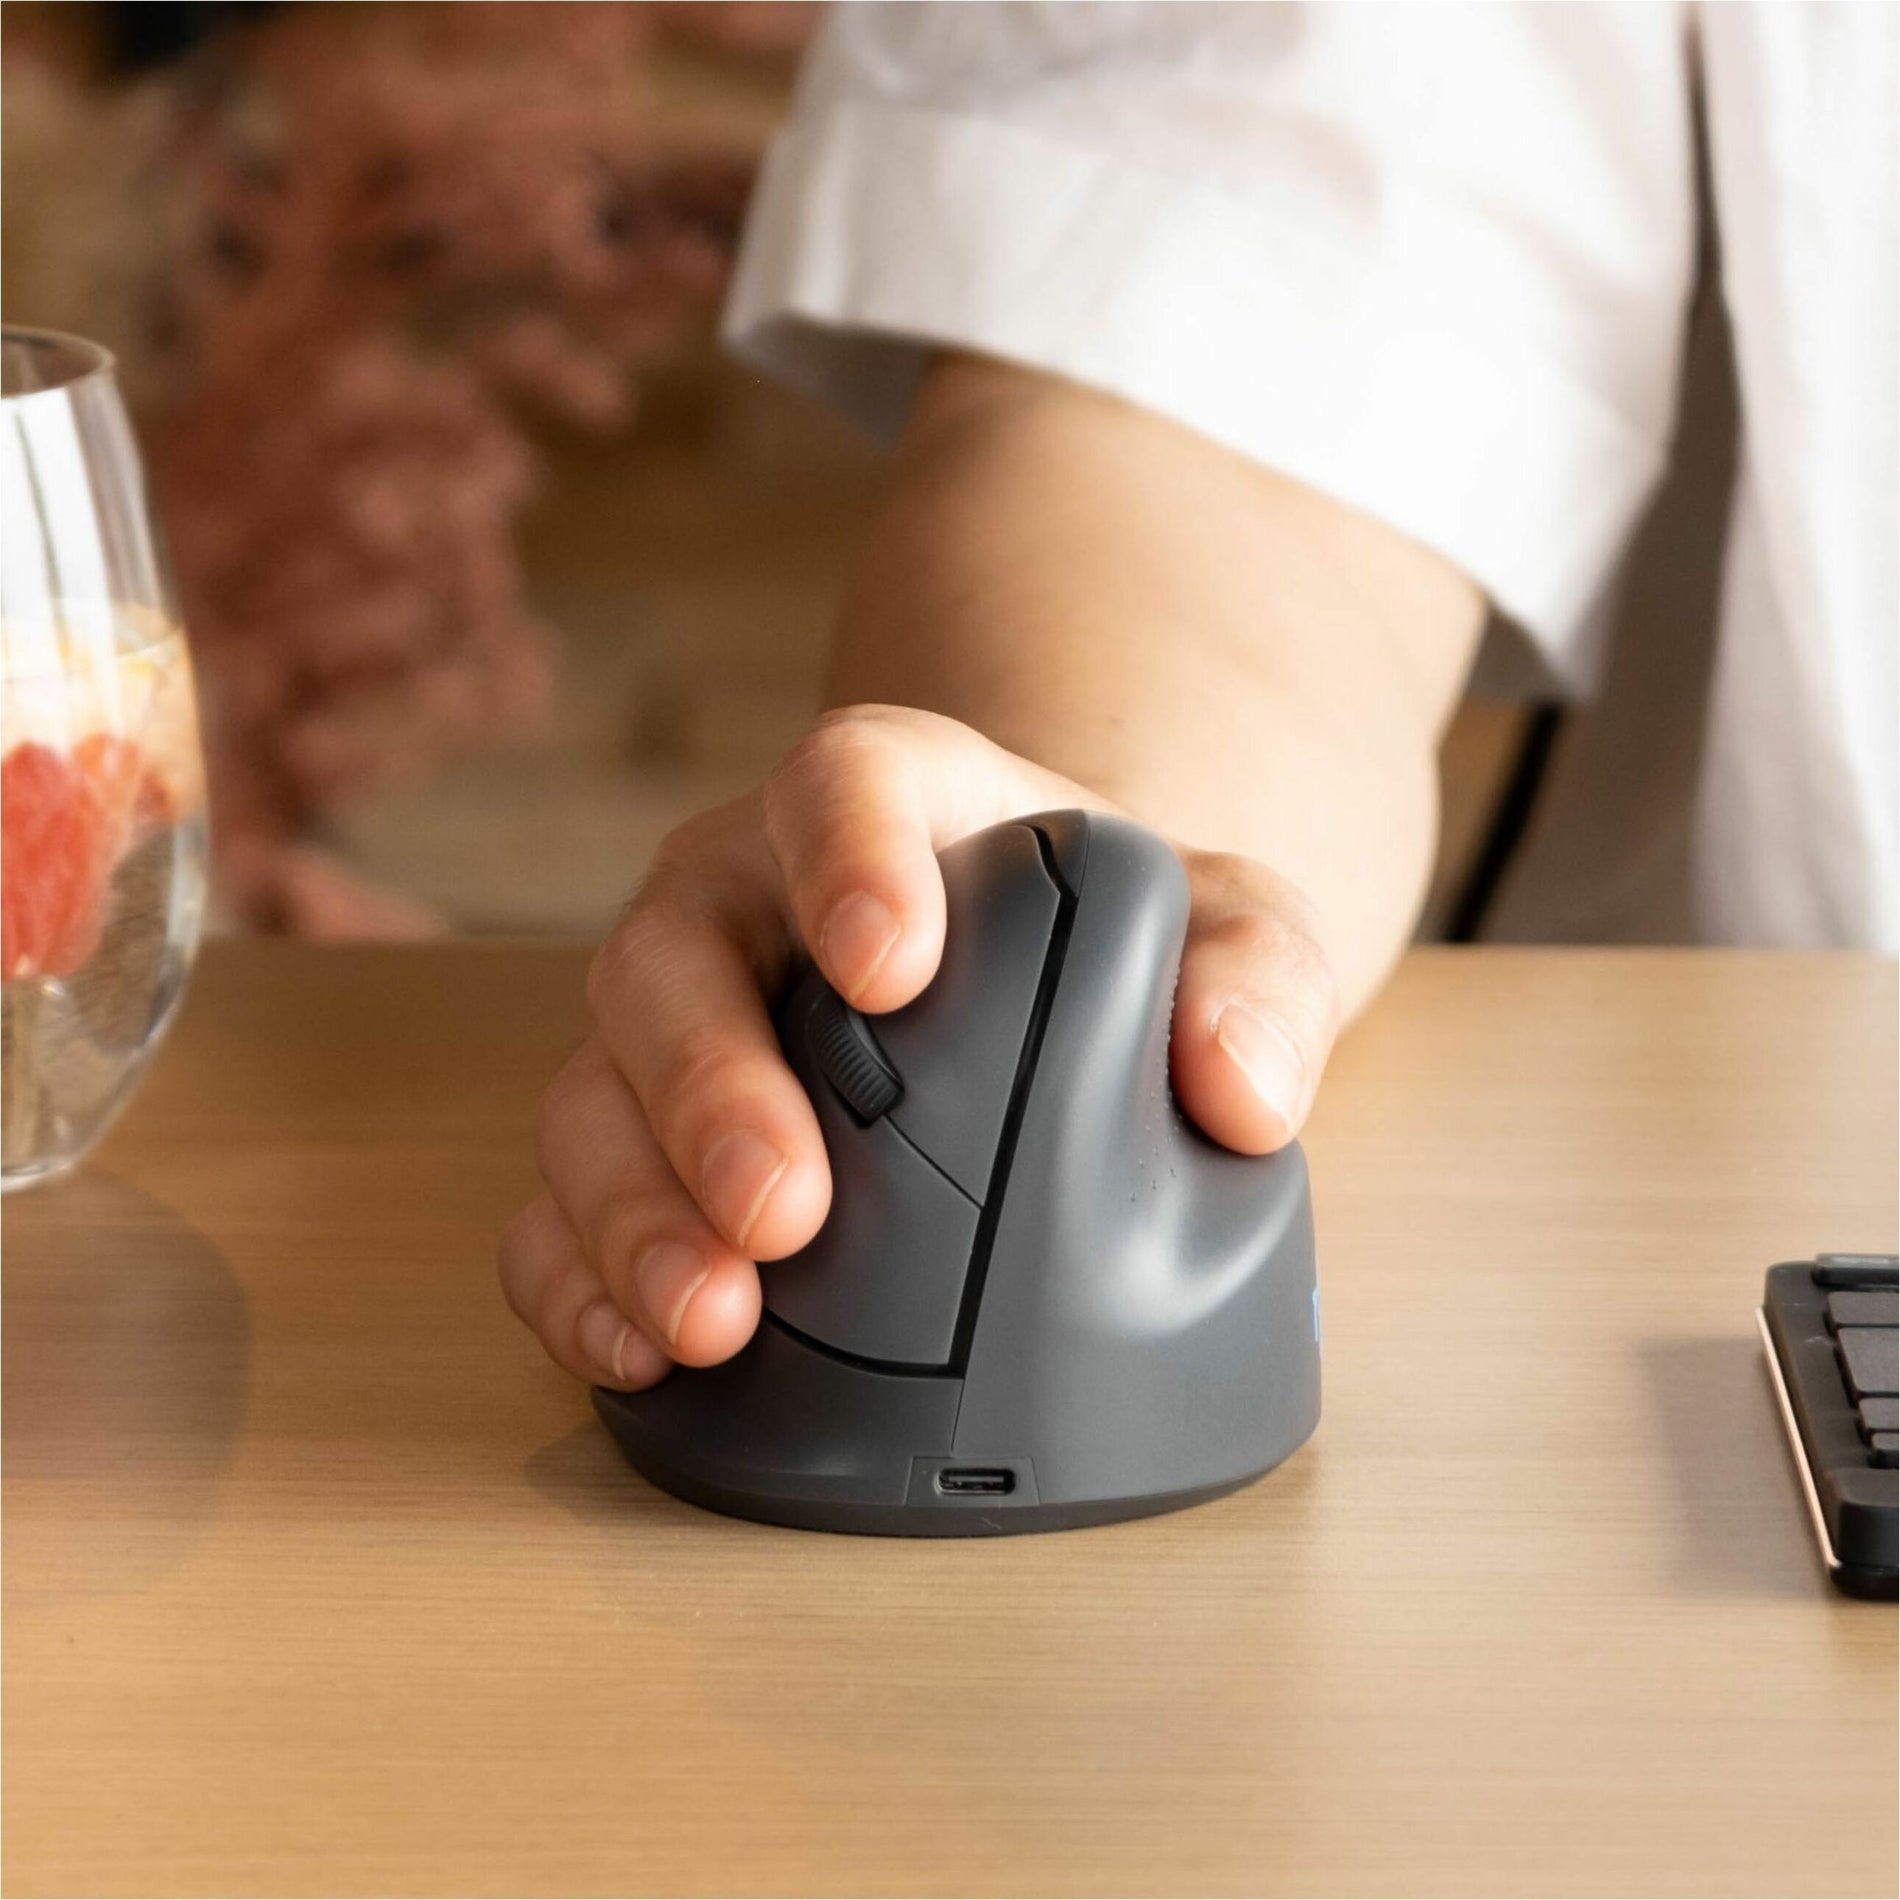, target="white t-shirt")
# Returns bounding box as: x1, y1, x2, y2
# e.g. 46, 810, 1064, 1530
724, 1, 1898, 950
